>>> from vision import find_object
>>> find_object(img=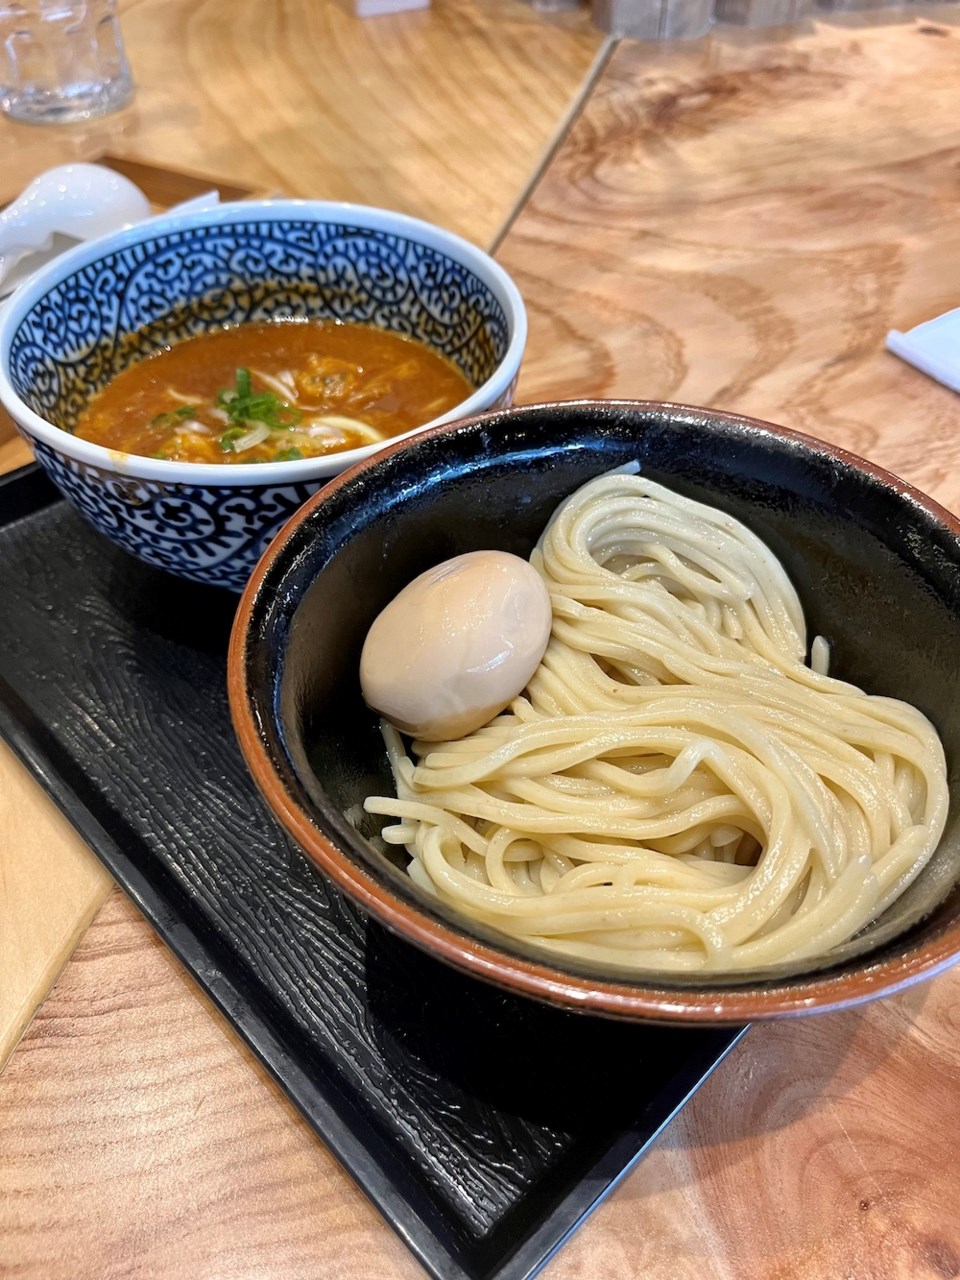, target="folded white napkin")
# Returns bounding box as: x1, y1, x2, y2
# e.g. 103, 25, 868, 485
886, 309, 960, 394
